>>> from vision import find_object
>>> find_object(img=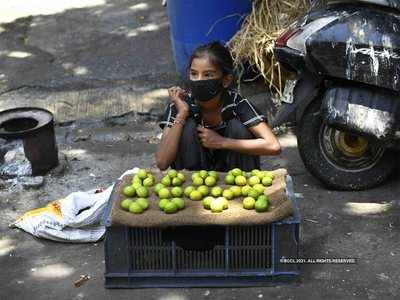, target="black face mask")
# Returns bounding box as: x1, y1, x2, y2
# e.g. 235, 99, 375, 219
188, 78, 224, 102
